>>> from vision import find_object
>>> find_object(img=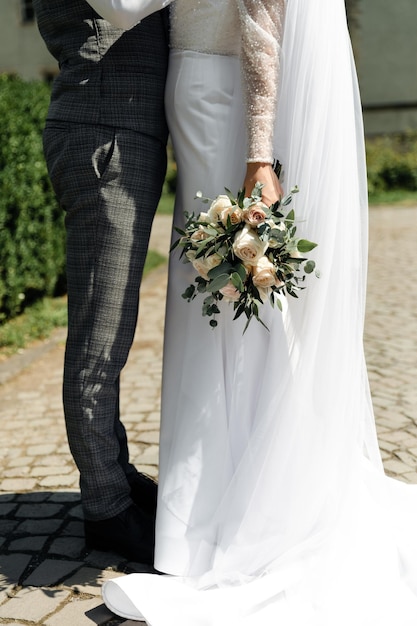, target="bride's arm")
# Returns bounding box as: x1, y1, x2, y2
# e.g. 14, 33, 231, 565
85, 0, 172, 29
237, 0, 286, 203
